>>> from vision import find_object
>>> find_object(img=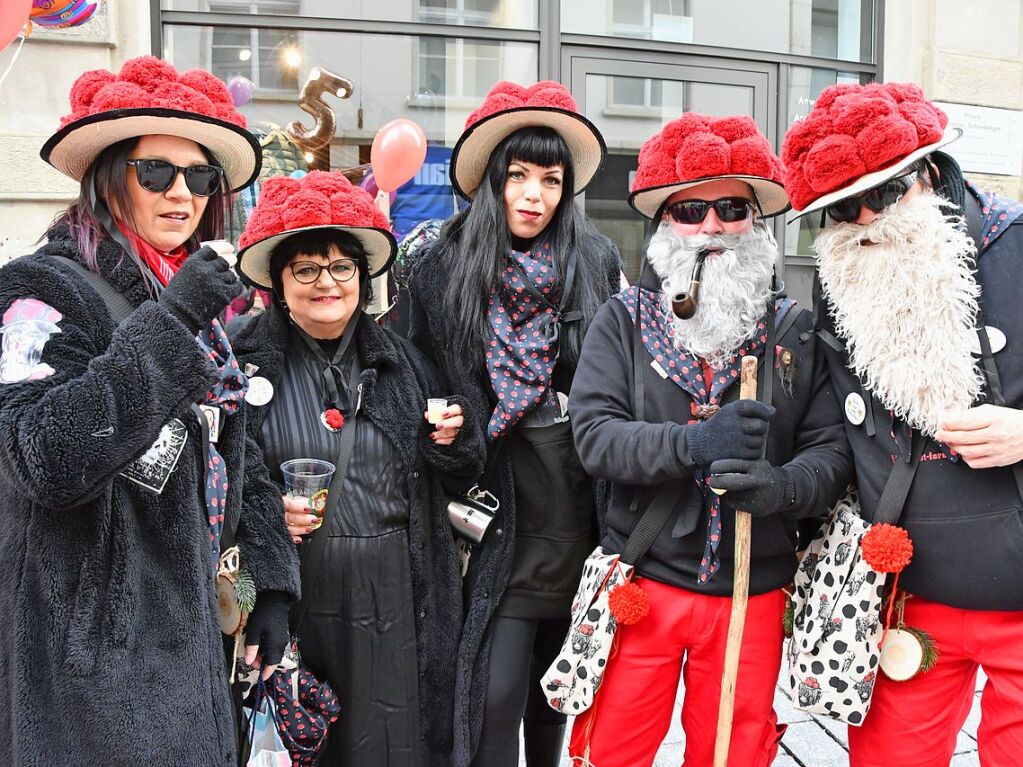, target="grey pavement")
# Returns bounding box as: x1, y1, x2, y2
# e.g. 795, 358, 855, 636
519, 665, 985, 766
